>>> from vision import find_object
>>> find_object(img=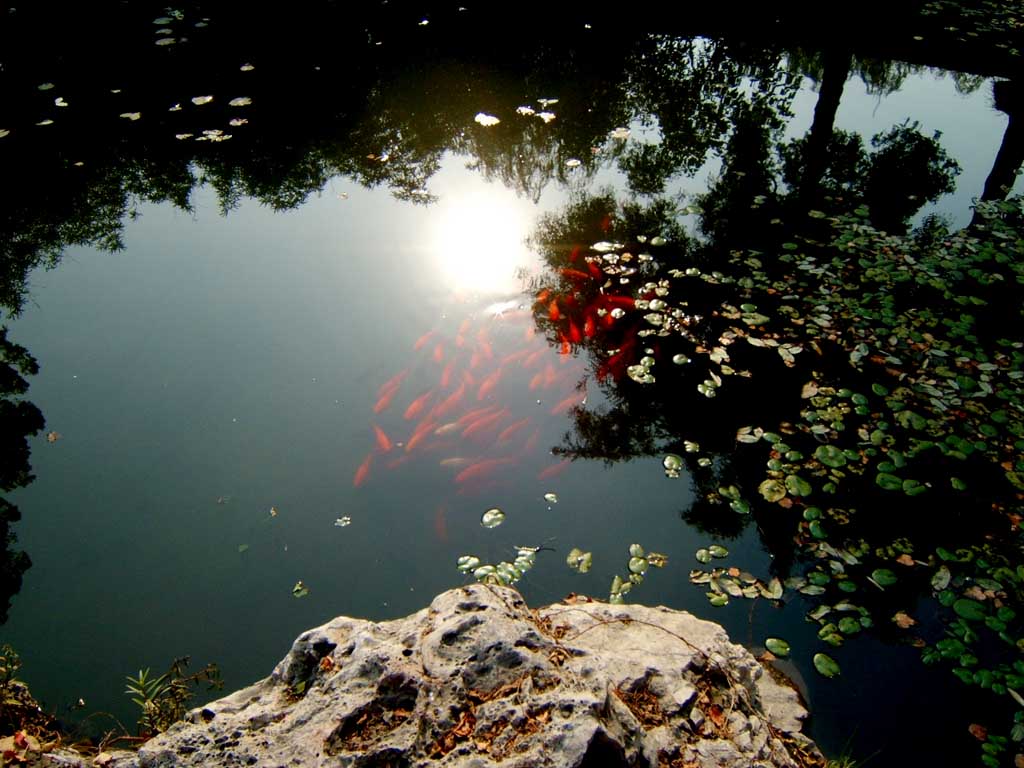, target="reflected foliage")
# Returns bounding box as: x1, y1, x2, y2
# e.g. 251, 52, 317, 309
0, 330, 42, 625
